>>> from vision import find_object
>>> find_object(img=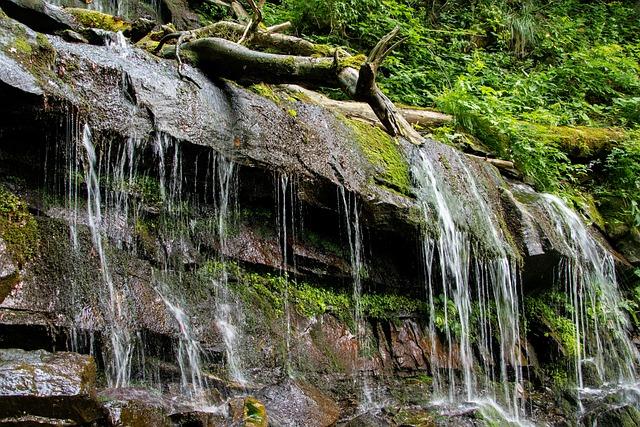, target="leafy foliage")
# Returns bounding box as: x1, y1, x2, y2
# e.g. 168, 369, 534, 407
593, 135, 640, 230
263, 0, 640, 231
